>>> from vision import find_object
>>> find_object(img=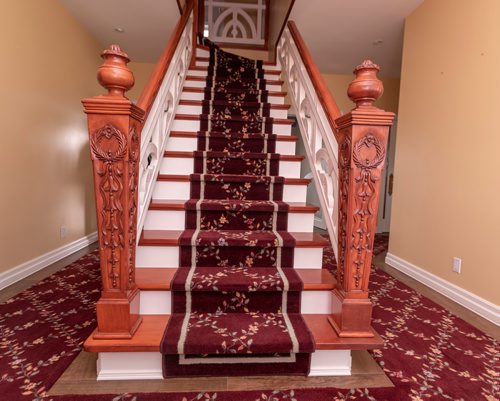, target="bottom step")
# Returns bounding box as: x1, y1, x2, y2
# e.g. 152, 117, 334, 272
85, 315, 383, 380
96, 349, 352, 380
